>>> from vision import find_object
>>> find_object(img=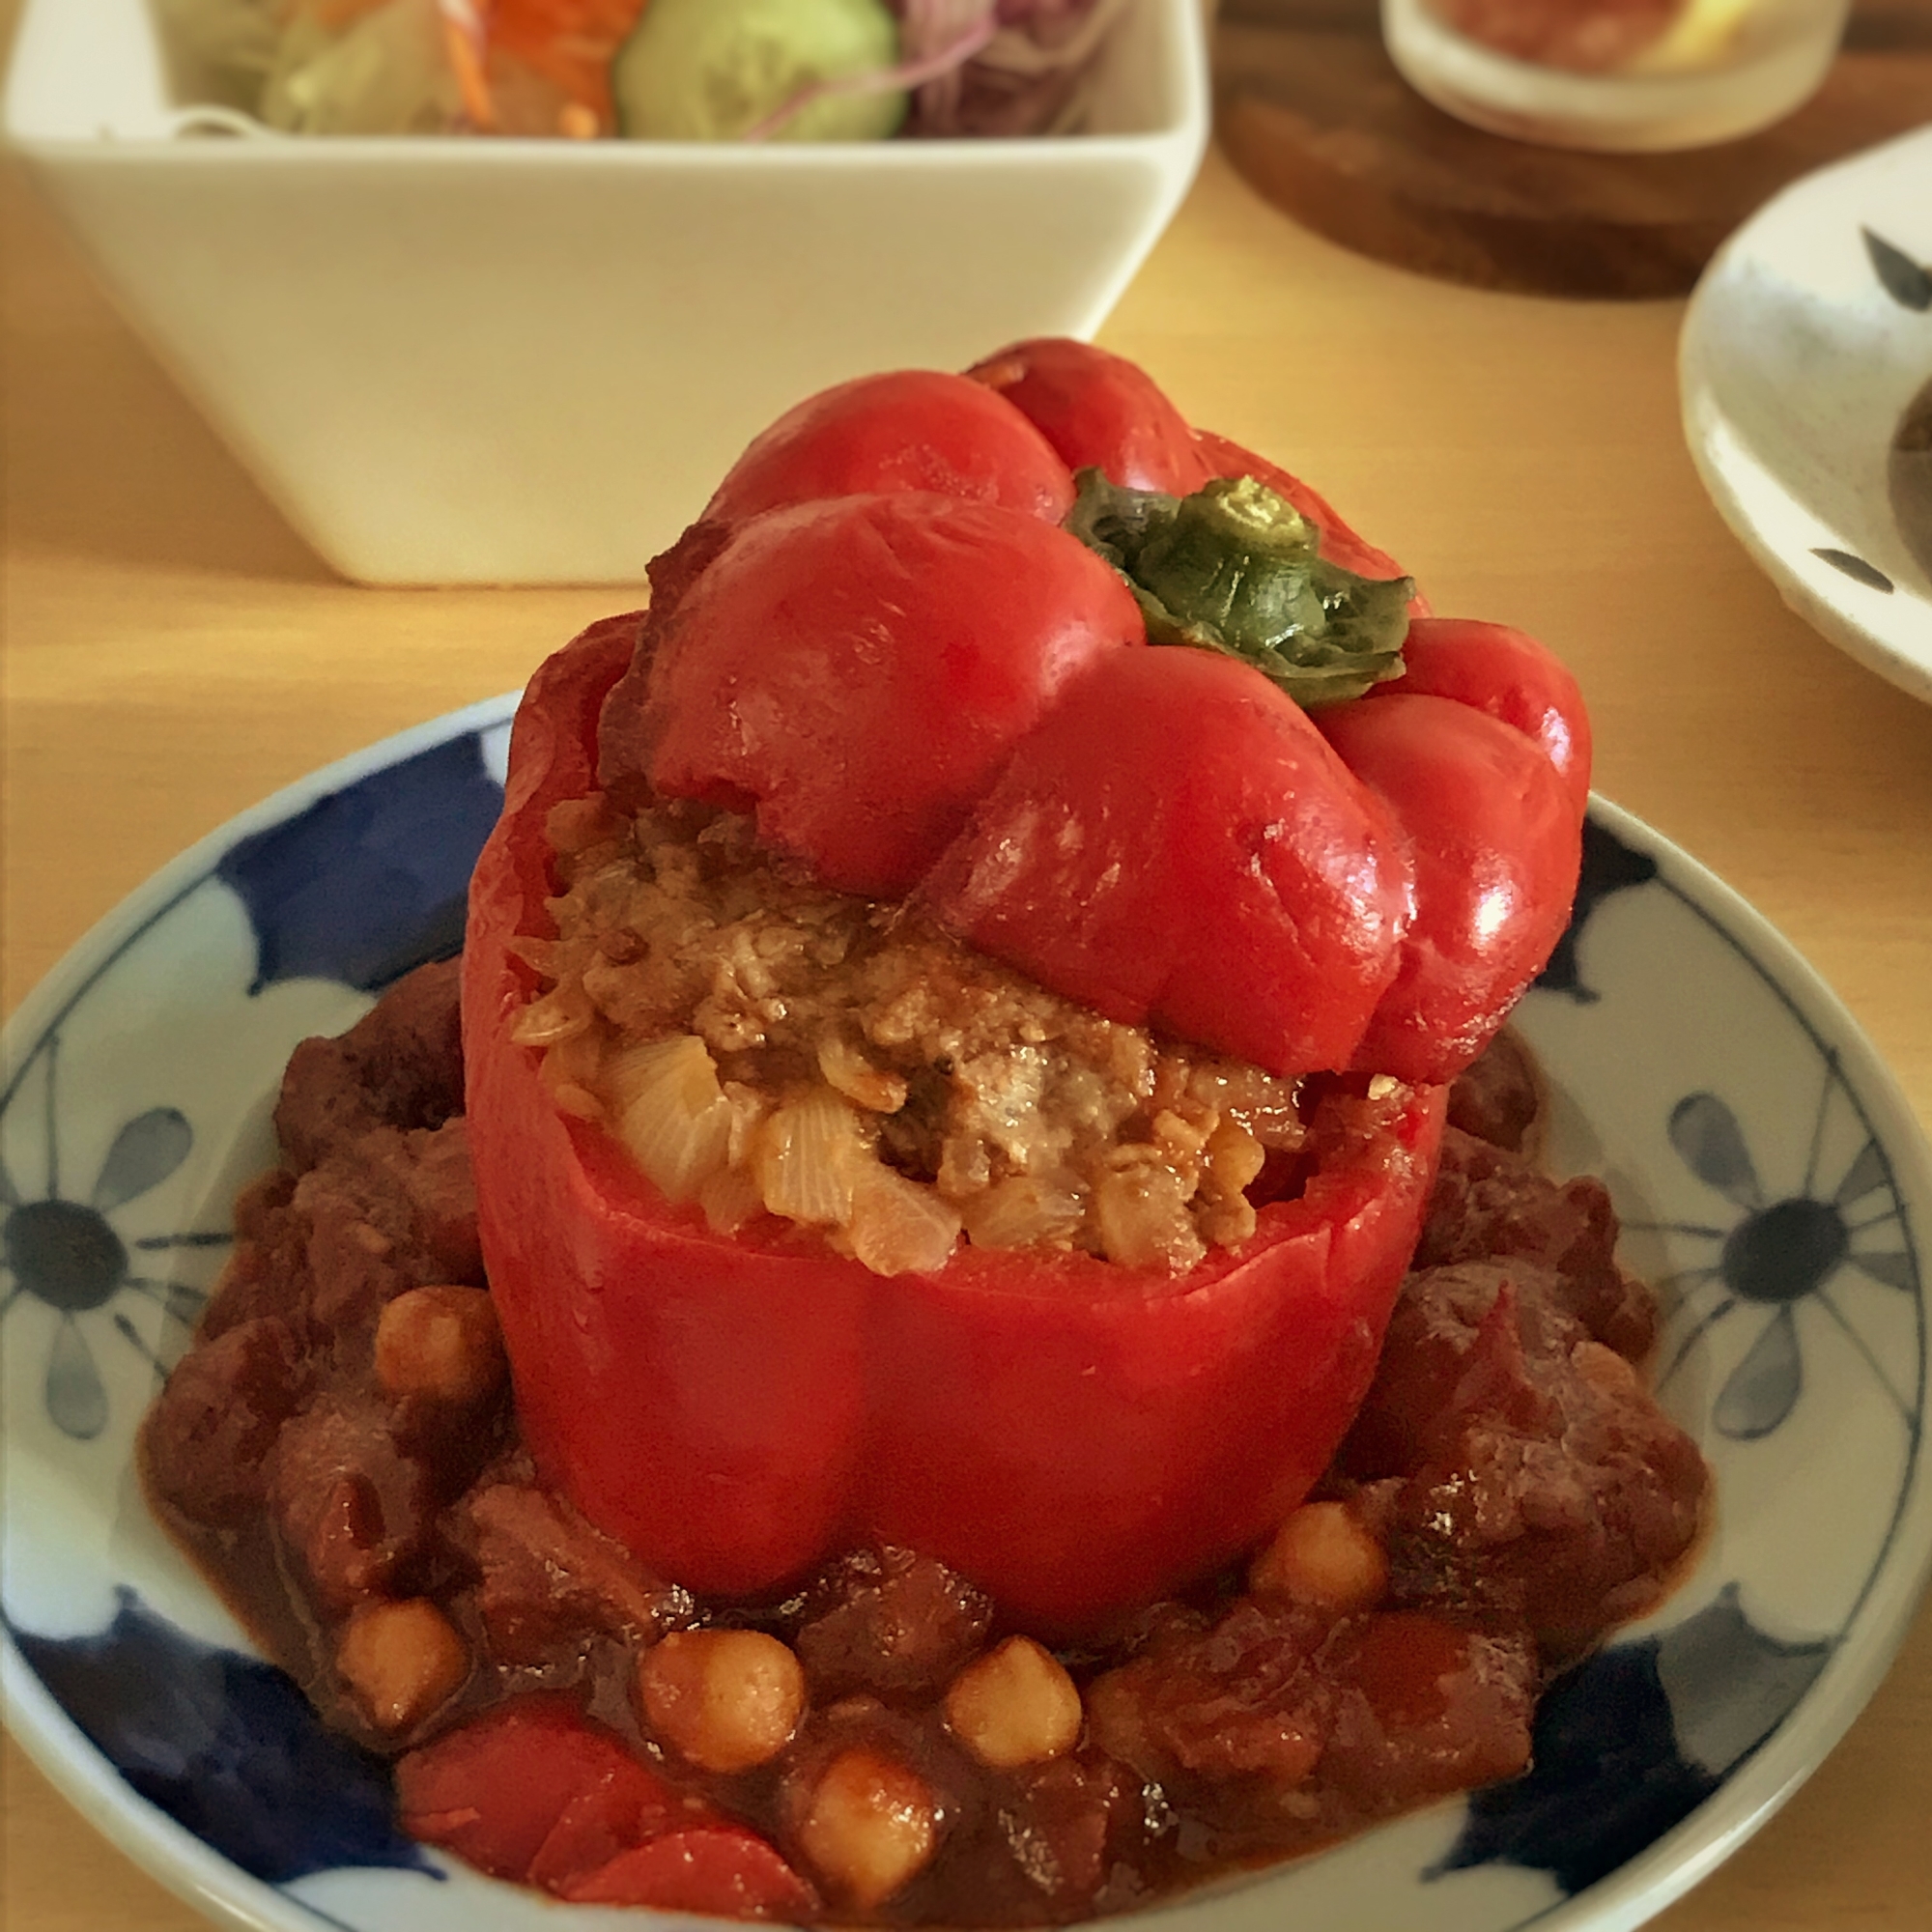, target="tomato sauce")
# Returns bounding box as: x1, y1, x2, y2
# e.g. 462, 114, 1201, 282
140, 960, 1707, 1924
